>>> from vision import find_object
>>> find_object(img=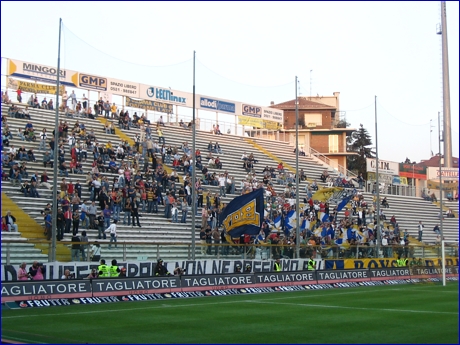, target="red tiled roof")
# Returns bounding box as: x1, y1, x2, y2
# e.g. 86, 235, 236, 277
418, 155, 459, 168
271, 97, 335, 110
